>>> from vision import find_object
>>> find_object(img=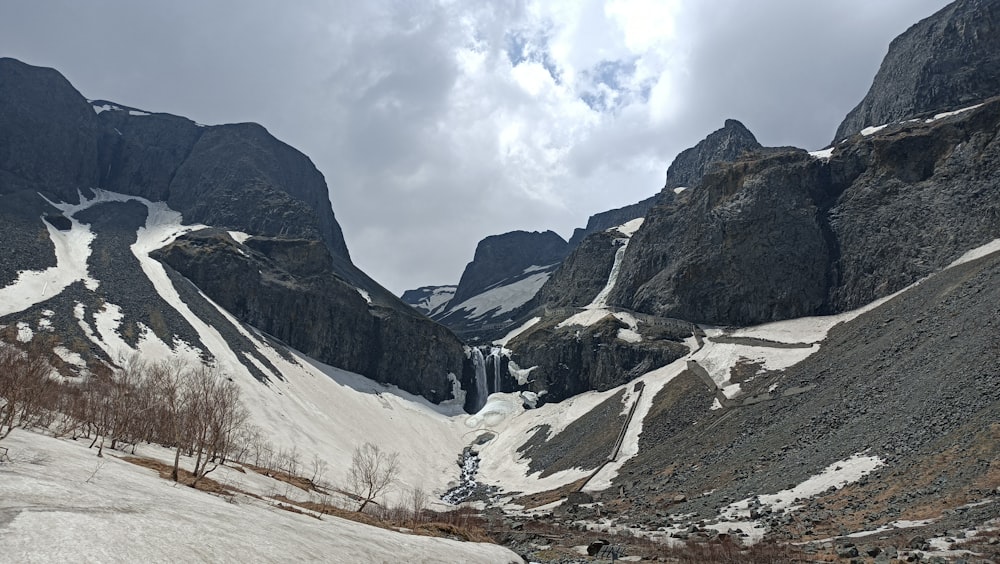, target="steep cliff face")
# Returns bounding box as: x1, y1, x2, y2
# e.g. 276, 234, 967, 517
566, 195, 657, 248
506, 314, 690, 403
663, 119, 762, 190
423, 230, 569, 340
449, 230, 568, 305
531, 230, 621, 309
612, 97, 1000, 325
154, 231, 463, 402
834, 0, 1000, 141
0, 57, 467, 404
